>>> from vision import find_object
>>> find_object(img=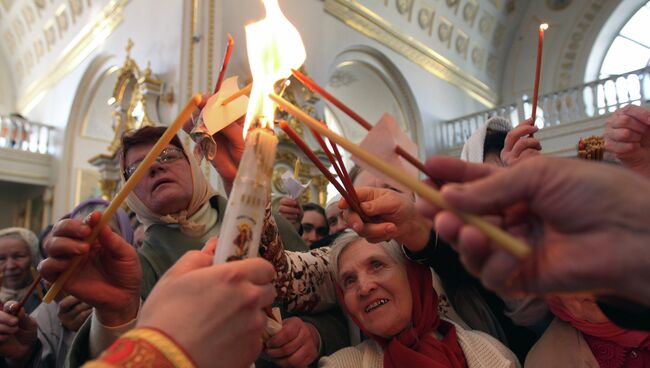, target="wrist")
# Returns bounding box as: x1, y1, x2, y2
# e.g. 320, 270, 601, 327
96, 297, 140, 327
397, 220, 433, 252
